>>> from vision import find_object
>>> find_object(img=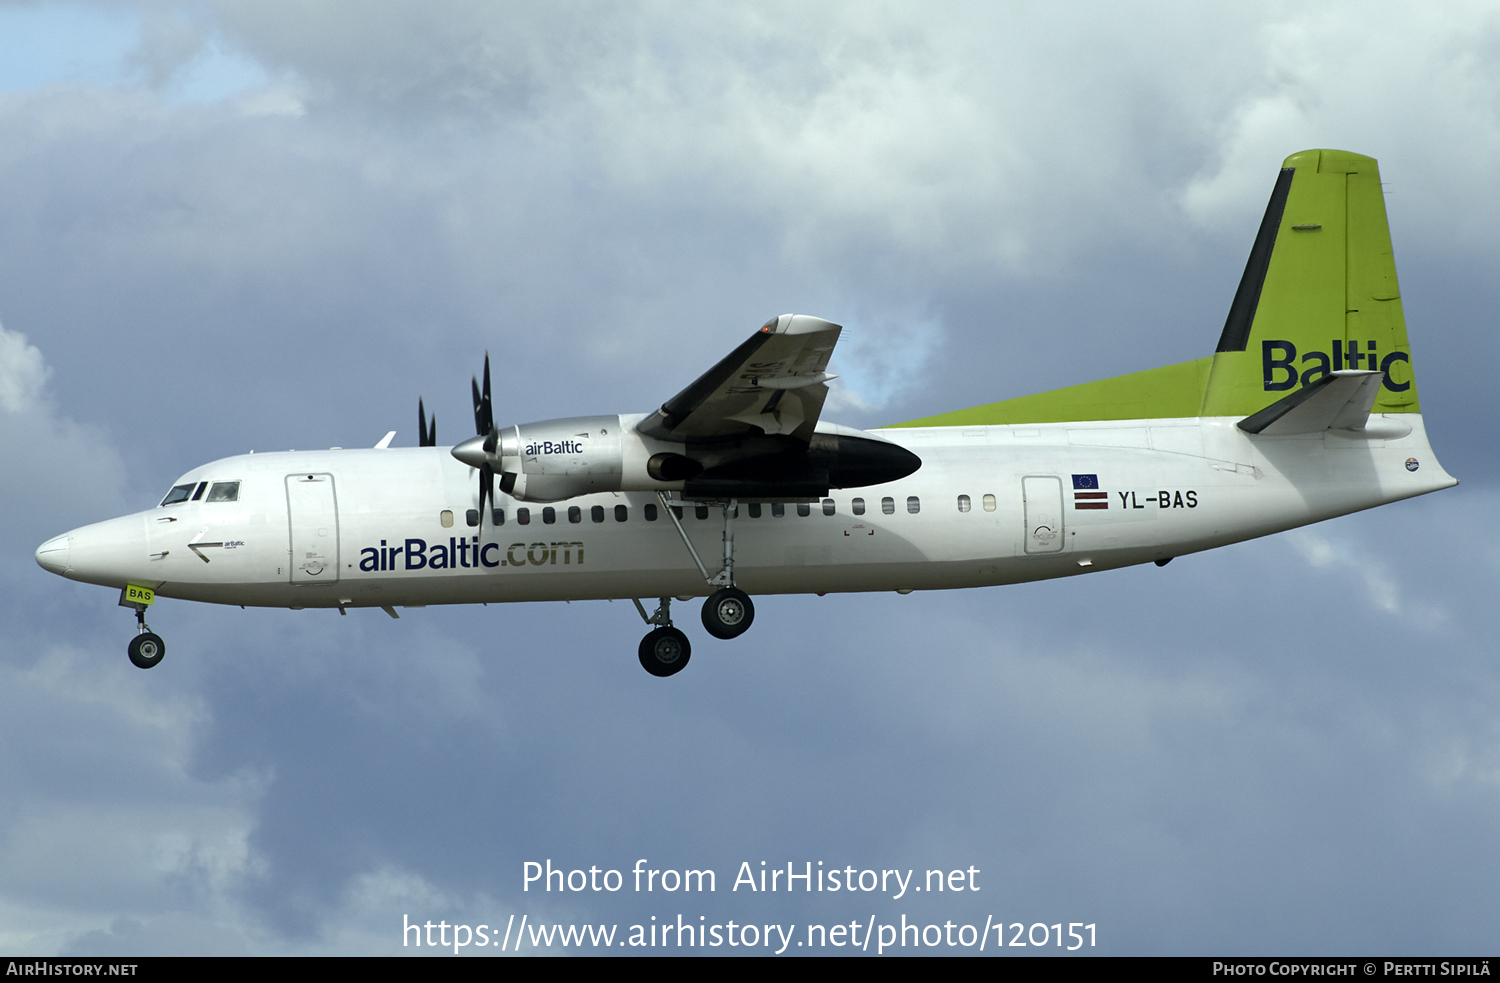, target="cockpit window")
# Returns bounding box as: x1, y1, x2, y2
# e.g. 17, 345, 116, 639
160, 483, 195, 506
206, 481, 241, 503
